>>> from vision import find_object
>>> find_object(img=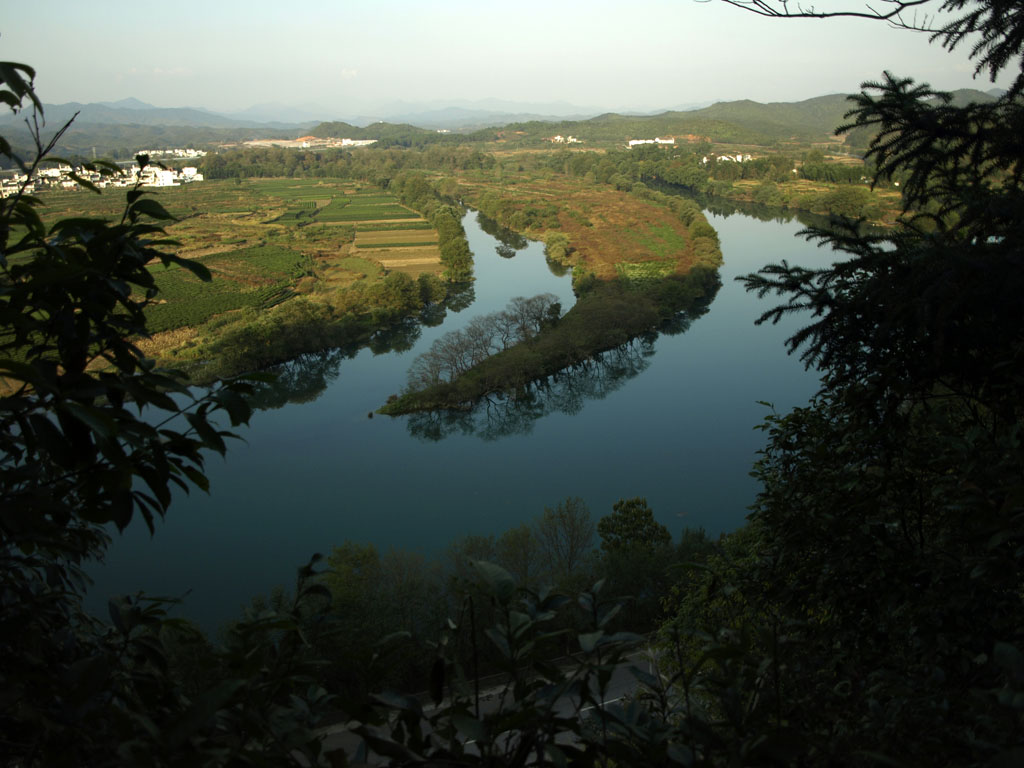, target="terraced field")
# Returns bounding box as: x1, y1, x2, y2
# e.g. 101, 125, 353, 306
254, 182, 444, 282
344, 193, 441, 276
